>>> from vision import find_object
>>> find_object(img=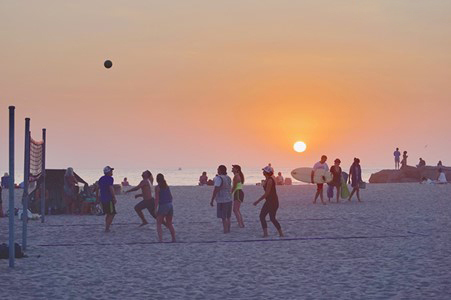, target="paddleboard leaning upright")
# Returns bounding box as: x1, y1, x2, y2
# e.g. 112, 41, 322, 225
291, 167, 333, 184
